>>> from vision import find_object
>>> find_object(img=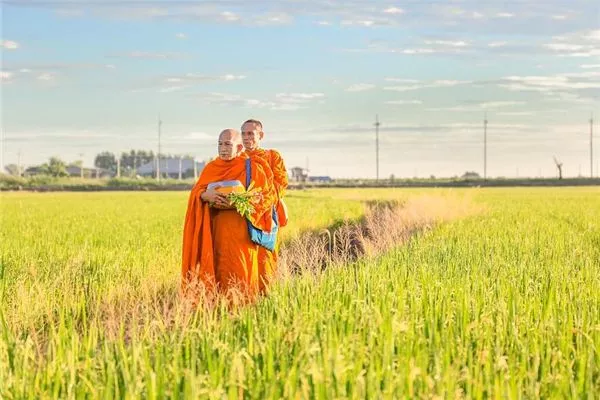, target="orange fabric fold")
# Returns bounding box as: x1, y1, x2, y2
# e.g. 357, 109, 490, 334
245, 148, 289, 293
181, 153, 277, 300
